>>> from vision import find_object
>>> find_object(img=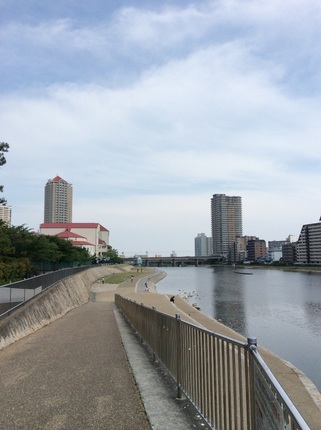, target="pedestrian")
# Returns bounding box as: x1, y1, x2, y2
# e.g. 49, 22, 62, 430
131, 275, 134, 282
